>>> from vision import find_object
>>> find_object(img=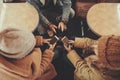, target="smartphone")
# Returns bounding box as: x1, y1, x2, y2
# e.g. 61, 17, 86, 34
61, 36, 69, 47
50, 35, 59, 44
